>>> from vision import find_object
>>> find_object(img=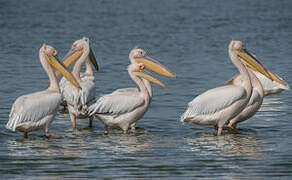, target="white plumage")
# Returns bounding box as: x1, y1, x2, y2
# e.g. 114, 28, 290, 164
7, 90, 60, 132
181, 85, 246, 125
253, 71, 289, 95
89, 88, 145, 116
60, 75, 95, 108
